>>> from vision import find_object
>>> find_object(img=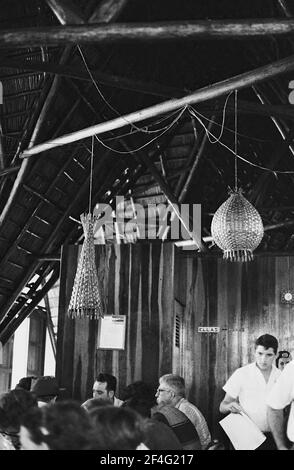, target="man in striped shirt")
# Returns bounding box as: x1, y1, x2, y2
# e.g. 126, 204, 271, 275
156, 373, 211, 449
